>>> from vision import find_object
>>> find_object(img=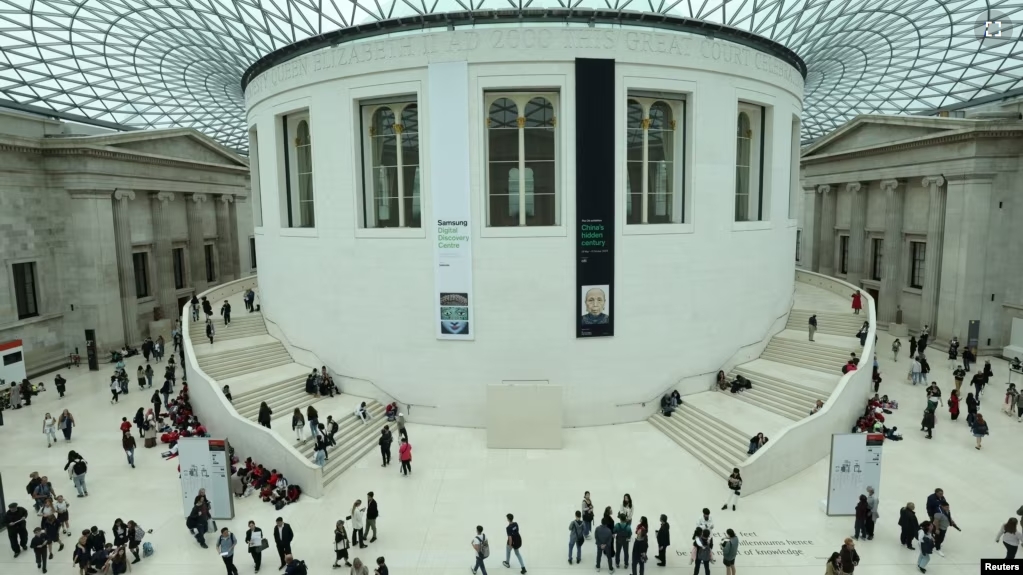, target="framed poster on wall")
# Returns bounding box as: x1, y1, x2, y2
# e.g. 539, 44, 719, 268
575, 58, 616, 338
429, 61, 475, 340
